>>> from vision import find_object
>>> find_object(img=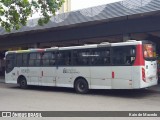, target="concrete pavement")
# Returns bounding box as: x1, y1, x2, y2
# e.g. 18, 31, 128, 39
148, 84, 160, 92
